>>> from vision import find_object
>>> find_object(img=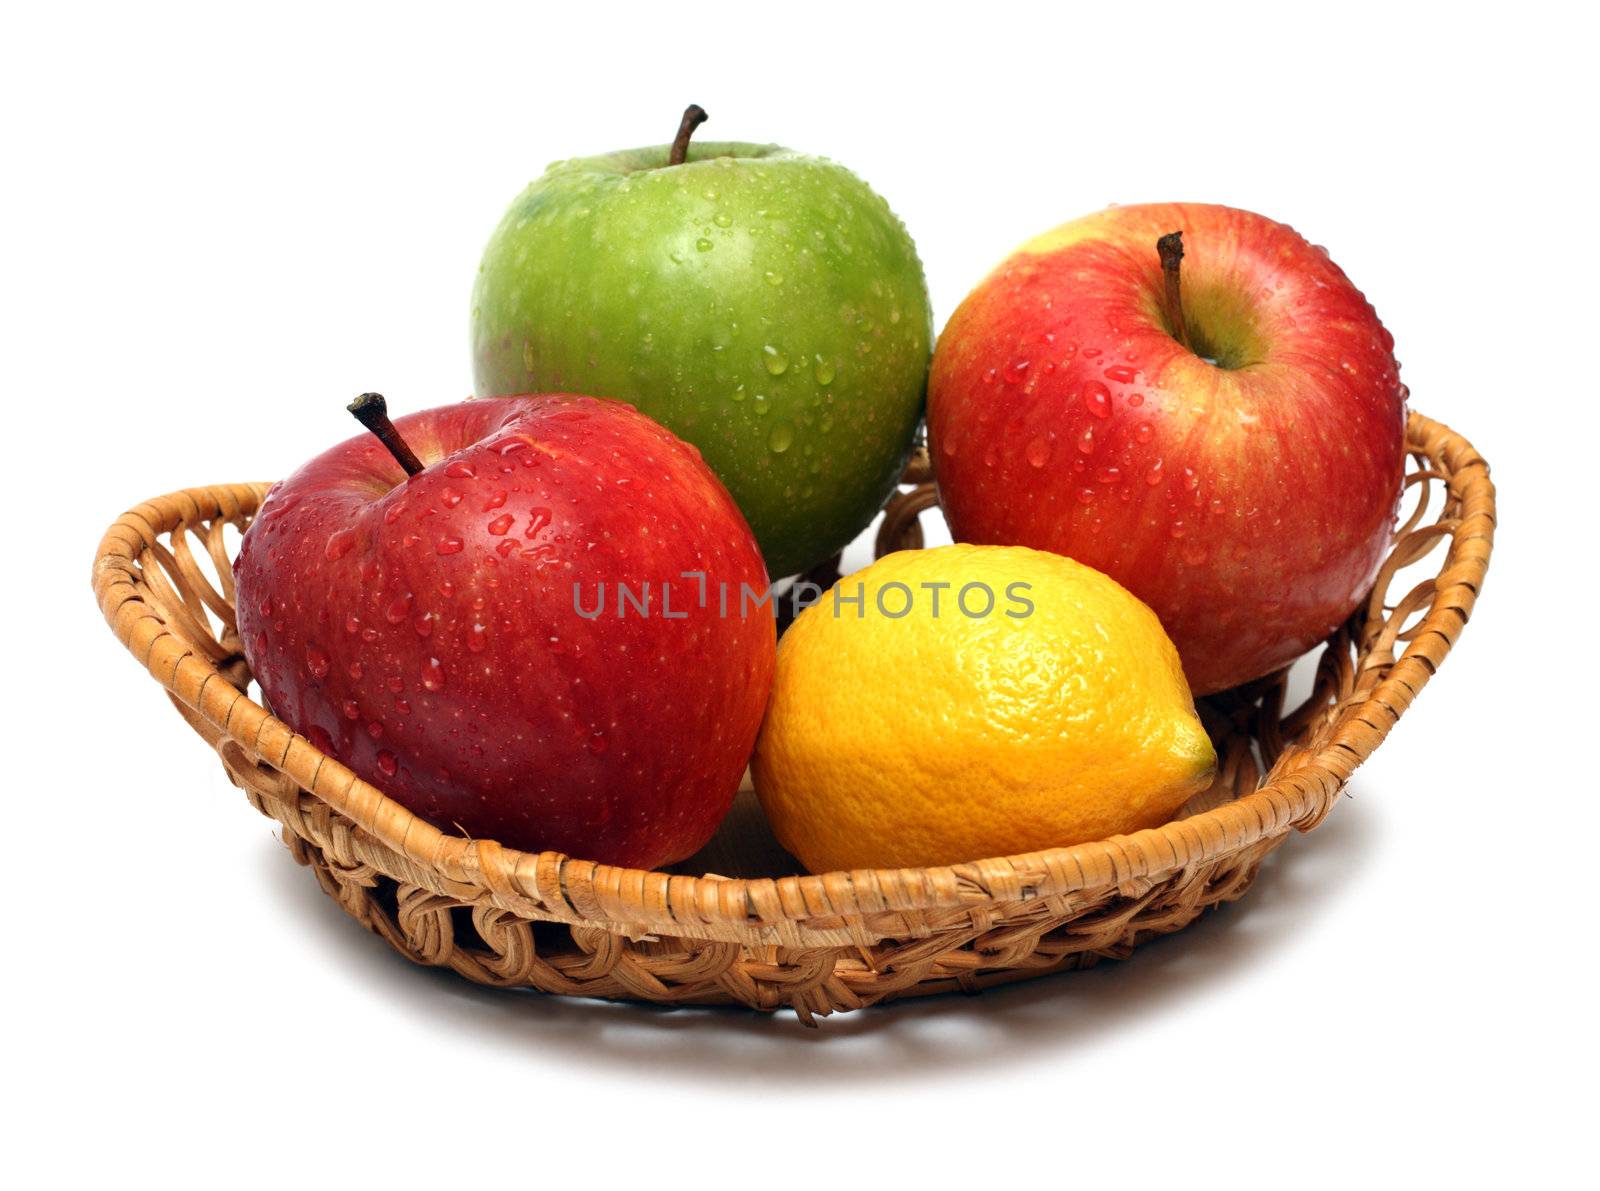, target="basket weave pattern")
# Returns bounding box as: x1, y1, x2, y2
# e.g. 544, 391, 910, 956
94, 411, 1493, 1022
